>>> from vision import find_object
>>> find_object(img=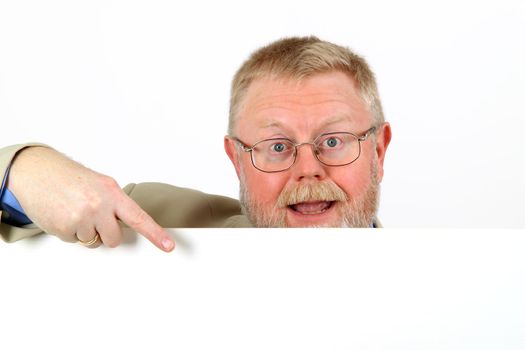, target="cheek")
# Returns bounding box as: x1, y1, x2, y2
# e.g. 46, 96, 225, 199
243, 163, 288, 203
330, 156, 373, 196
